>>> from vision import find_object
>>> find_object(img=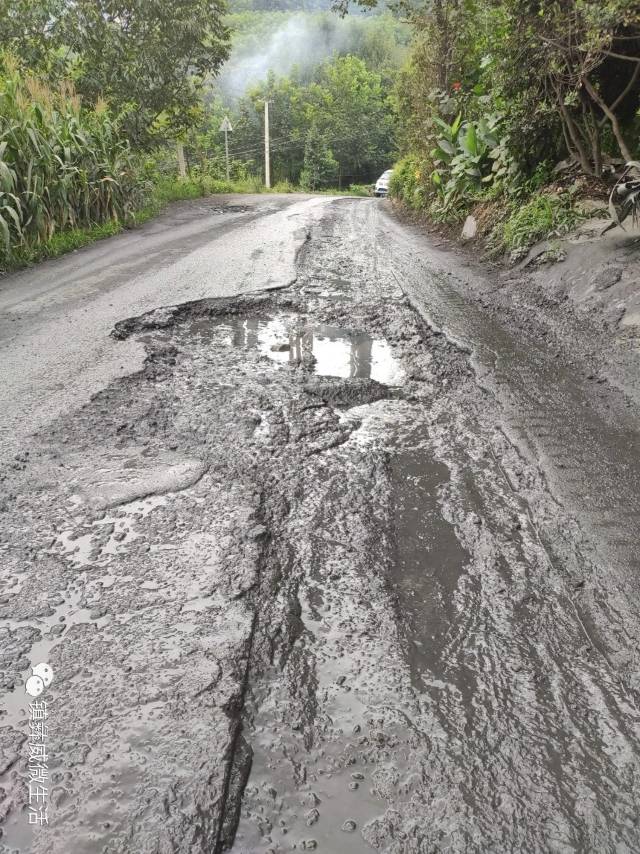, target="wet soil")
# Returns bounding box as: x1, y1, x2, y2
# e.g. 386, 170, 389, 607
1, 197, 640, 853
